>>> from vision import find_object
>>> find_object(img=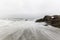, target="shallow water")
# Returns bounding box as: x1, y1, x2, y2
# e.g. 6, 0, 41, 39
0, 20, 60, 40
